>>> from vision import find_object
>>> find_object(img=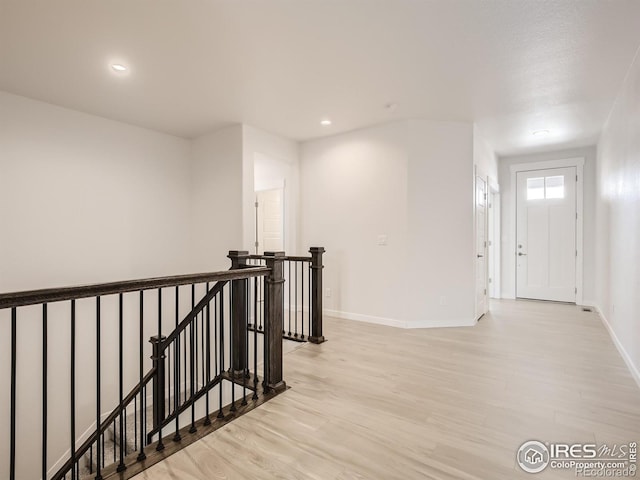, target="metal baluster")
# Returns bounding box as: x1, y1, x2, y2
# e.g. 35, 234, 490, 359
113, 419, 116, 463
217, 288, 225, 419
183, 298, 187, 405
10, 308, 16, 480
124, 407, 128, 456
137, 291, 146, 461
258, 275, 263, 331
288, 261, 292, 337
143, 384, 147, 447
252, 278, 259, 400
263, 276, 269, 393
201, 296, 205, 400
117, 294, 126, 472
301, 261, 305, 340
156, 288, 165, 452
204, 283, 211, 425
194, 289, 199, 398
70, 300, 77, 480
42, 304, 48, 480
167, 341, 171, 415
294, 262, 299, 337
230, 283, 236, 413
96, 297, 103, 478
308, 263, 312, 342
173, 286, 181, 442
189, 285, 196, 433
242, 278, 248, 406
101, 426, 105, 468
214, 294, 218, 409
134, 396, 137, 452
